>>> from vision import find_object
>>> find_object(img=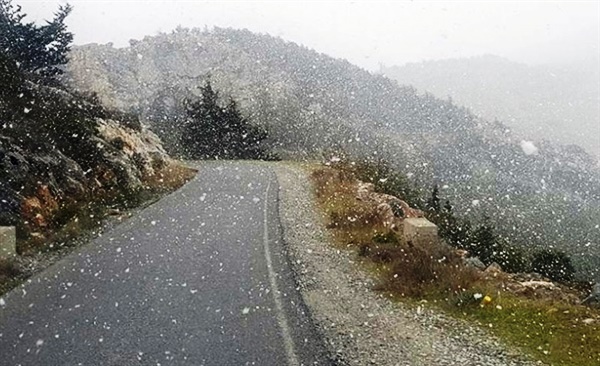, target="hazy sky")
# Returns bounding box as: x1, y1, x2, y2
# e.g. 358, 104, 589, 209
17, 0, 600, 71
